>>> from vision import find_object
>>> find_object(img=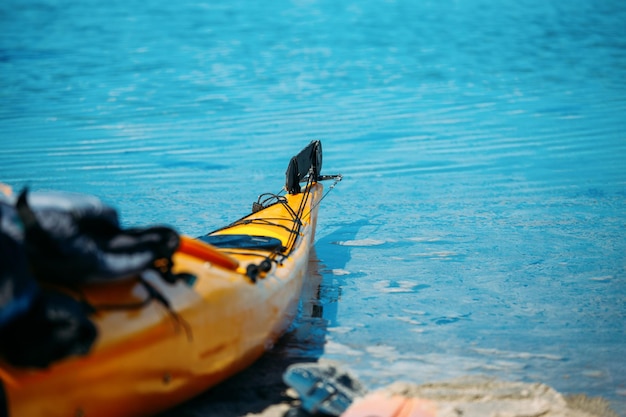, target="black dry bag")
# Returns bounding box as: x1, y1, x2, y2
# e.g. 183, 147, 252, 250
15, 189, 180, 285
